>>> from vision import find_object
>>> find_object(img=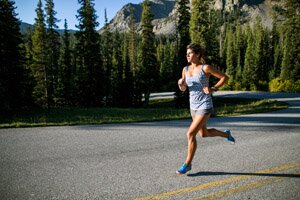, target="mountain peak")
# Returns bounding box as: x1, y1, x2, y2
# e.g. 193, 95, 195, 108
99, 0, 177, 34
99, 0, 285, 35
